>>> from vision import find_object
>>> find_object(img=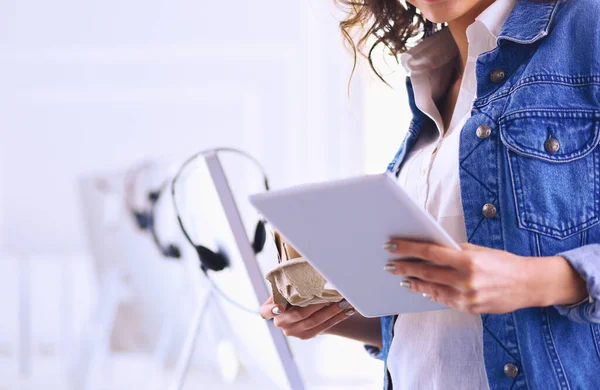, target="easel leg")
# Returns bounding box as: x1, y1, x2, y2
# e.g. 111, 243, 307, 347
168, 290, 213, 390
